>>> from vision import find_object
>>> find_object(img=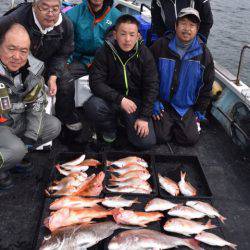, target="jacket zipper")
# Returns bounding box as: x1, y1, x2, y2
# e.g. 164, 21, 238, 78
109, 42, 139, 96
